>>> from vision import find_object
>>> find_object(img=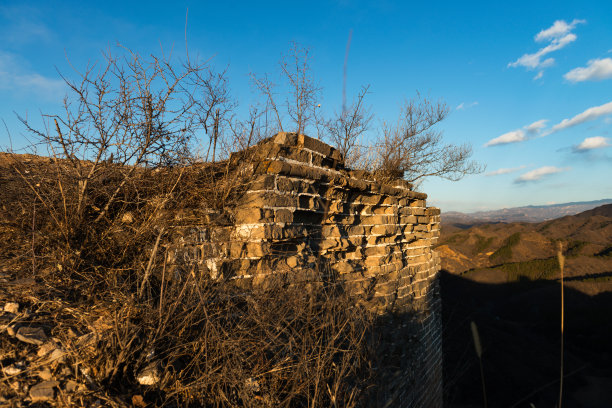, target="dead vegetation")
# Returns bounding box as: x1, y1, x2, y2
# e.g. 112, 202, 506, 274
0, 43, 375, 407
